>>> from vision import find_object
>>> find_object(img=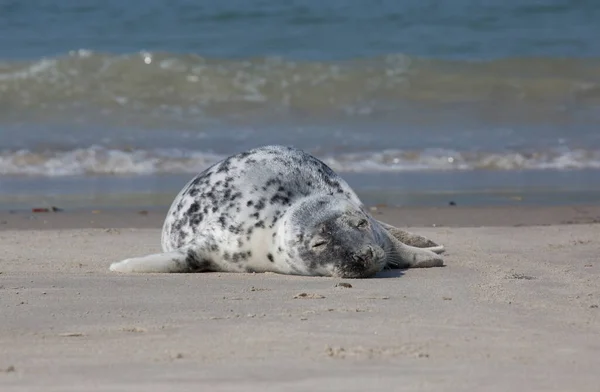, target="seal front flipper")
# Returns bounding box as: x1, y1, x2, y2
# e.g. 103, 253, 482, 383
110, 247, 217, 273
376, 220, 445, 254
